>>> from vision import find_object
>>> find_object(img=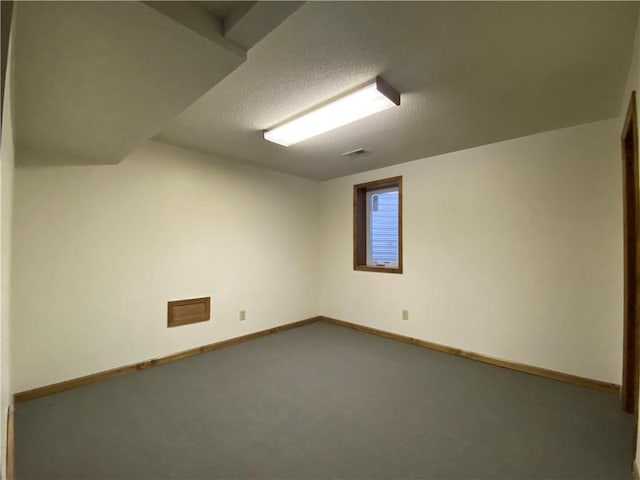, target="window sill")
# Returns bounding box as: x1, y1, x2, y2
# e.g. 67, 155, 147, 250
354, 265, 403, 274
